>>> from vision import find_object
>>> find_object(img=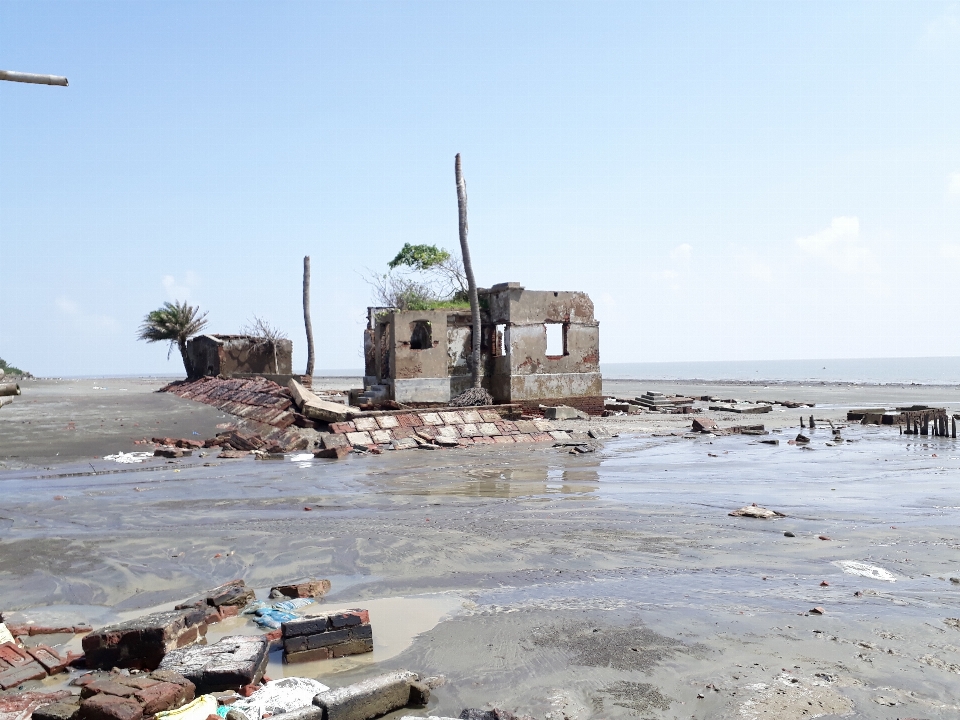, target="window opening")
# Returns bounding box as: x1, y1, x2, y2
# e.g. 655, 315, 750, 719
545, 322, 566, 357
410, 320, 432, 350
494, 324, 507, 357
